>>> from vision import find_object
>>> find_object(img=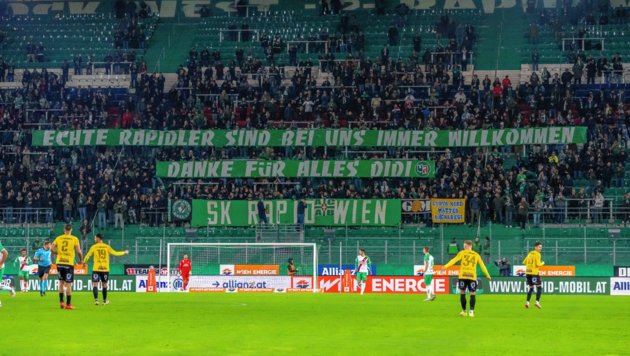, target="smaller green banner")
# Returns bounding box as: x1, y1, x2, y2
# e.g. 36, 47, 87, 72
157, 160, 435, 178
192, 198, 401, 227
